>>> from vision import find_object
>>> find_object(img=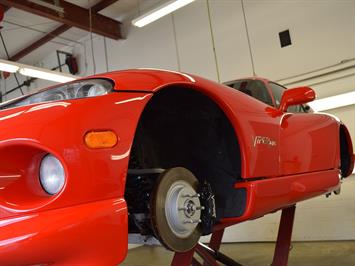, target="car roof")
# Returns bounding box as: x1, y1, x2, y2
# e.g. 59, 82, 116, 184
223, 77, 270, 85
